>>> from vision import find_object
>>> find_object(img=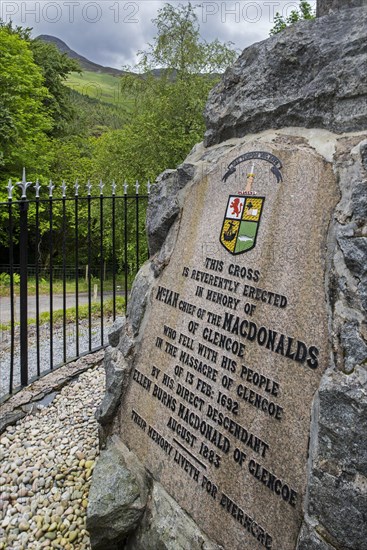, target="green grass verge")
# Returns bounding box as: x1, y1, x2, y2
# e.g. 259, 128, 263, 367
66, 71, 134, 109
0, 277, 127, 297
0, 296, 125, 331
